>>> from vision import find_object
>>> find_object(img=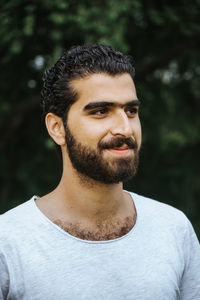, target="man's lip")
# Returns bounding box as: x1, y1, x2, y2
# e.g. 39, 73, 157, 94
109, 144, 129, 150
106, 147, 132, 156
